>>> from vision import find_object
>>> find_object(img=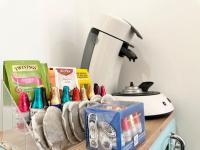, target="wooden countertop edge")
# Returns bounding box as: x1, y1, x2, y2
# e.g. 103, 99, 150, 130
69, 142, 85, 150
137, 112, 174, 150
